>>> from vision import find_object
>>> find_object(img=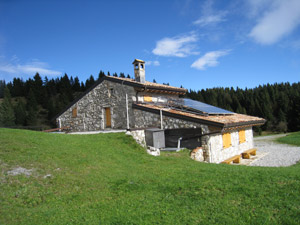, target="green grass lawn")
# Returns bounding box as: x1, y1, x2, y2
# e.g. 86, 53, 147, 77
1, 128, 300, 224
277, 132, 300, 146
